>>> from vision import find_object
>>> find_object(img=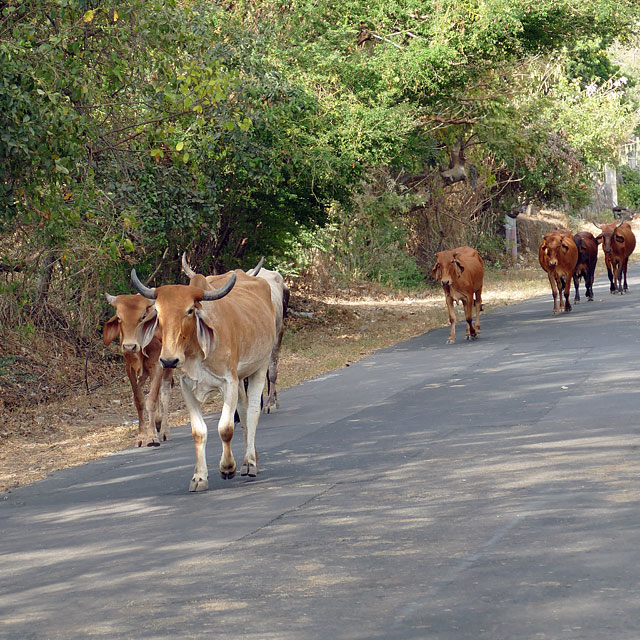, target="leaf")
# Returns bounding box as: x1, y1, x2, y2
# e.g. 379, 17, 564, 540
83, 10, 94, 23
54, 159, 69, 175
182, 152, 189, 163
176, 141, 184, 151
113, 9, 119, 22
